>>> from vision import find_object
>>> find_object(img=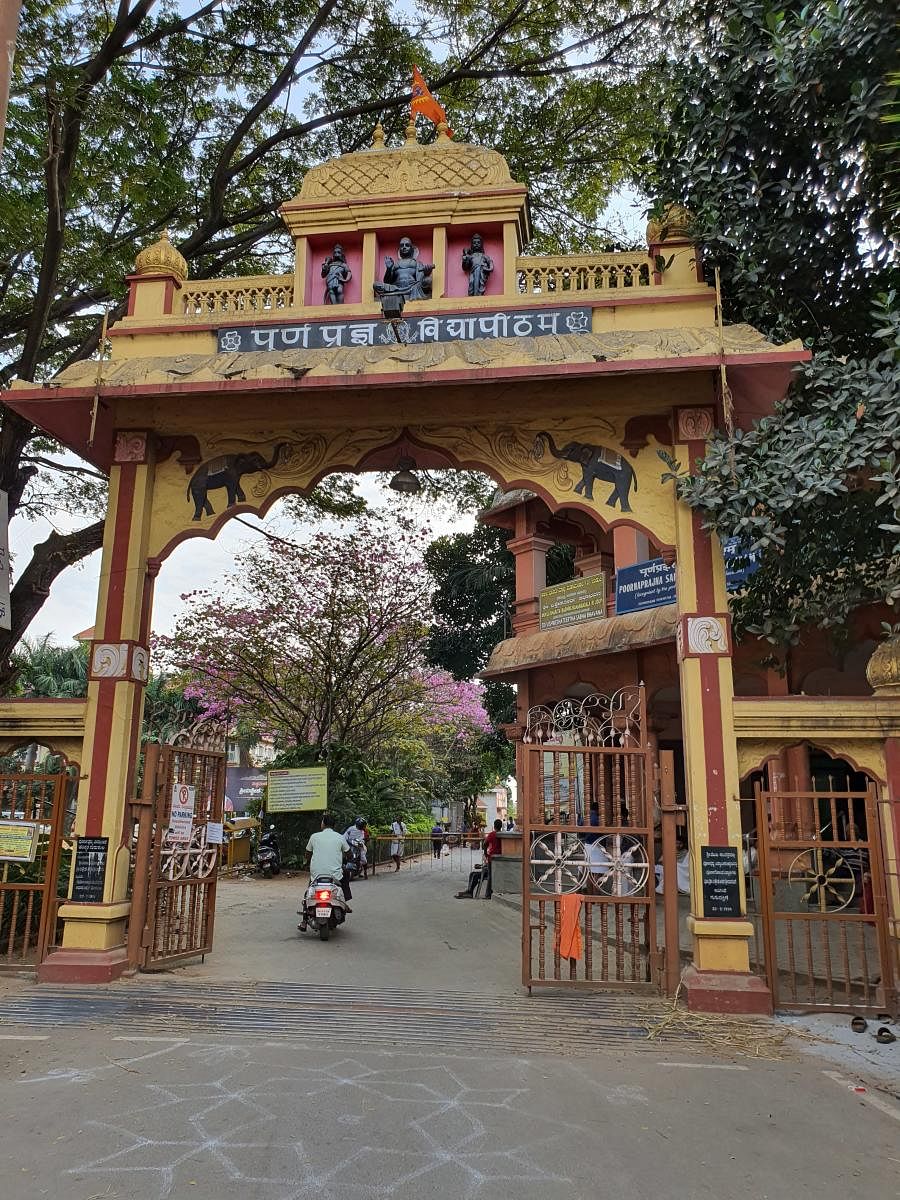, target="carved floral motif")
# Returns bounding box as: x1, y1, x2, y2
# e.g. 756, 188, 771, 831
113, 432, 148, 463
676, 407, 715, 442
686, 616, 729, 655
91, 643, 129, 678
